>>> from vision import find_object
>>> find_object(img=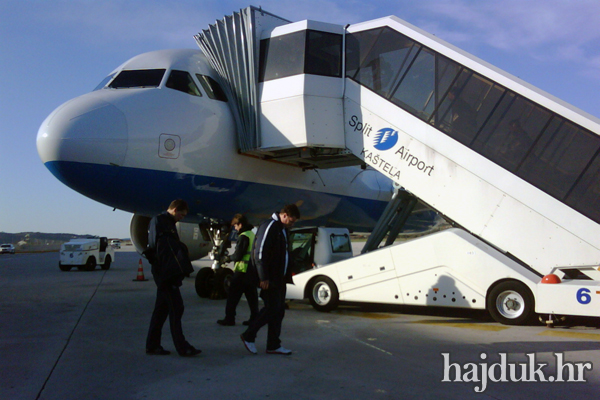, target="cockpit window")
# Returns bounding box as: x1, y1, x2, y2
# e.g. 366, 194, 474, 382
196, 74, 228, 102
108, 69, 166, 89
166, 70, 202, 96
93, 73, 116, 91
